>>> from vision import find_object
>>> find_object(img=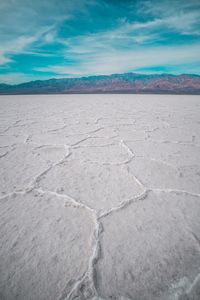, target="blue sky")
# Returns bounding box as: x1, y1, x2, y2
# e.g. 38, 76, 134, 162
0, 0, 200, 84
